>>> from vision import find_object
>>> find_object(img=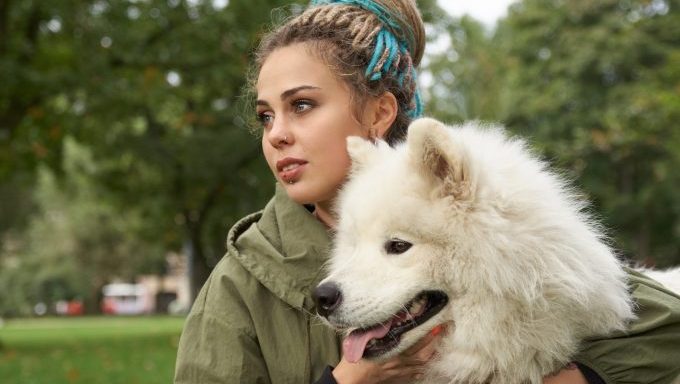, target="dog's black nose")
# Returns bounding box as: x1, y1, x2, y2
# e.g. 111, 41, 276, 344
313, 282, 342, 318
